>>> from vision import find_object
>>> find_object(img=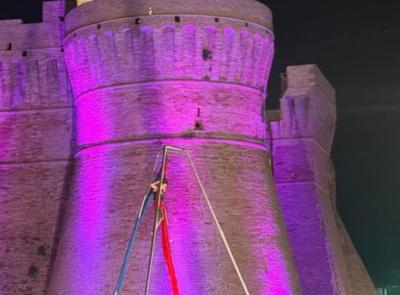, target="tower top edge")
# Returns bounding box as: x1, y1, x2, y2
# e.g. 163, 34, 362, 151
65, 0, 273, 34
0, 1, 64, 50
282, 64, 336, 104
0, 1, 64, 27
